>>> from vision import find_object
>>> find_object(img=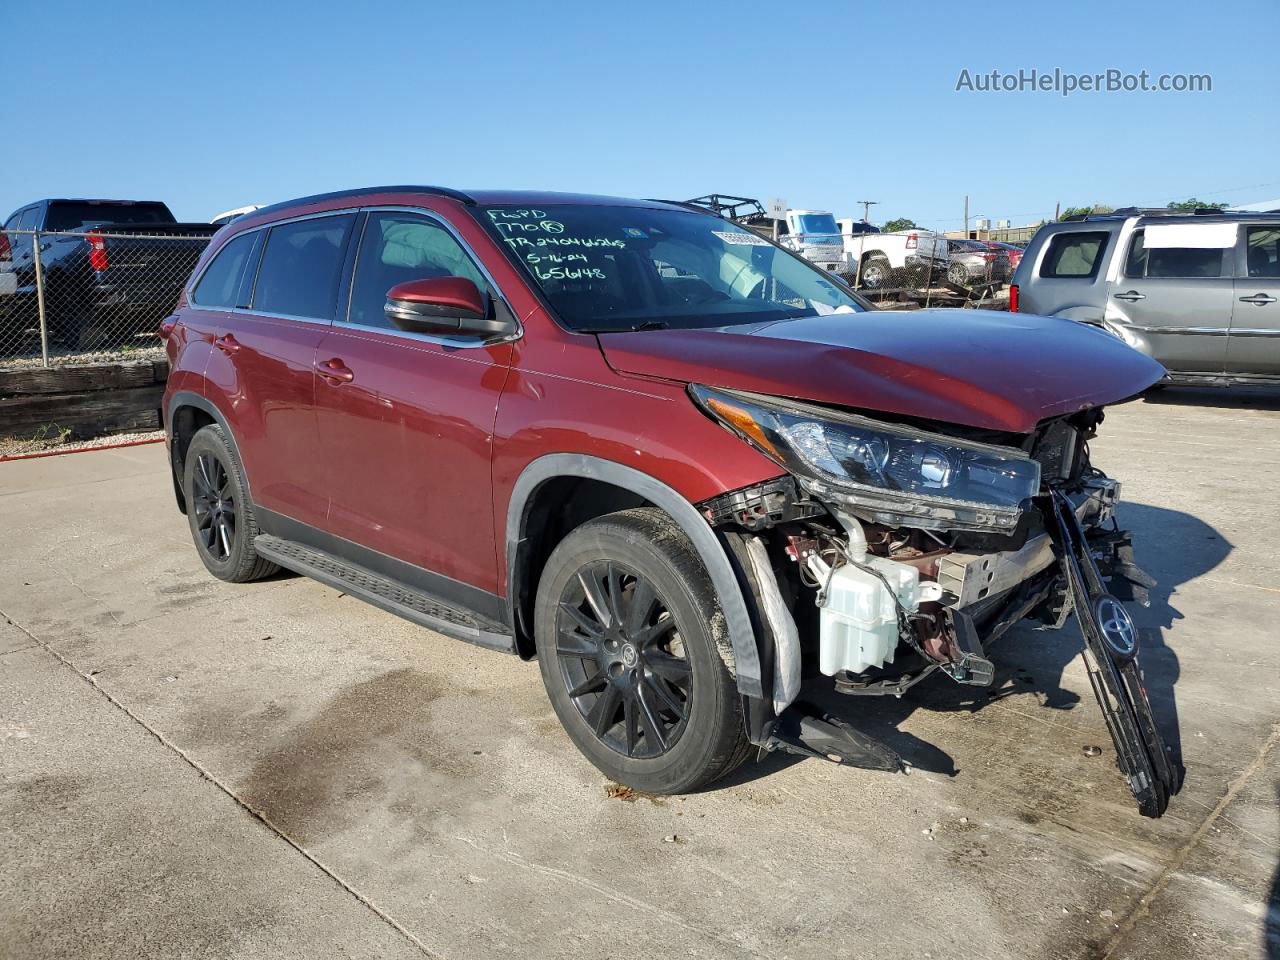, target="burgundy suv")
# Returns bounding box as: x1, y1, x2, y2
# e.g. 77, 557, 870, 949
163, 186, 1179, 815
